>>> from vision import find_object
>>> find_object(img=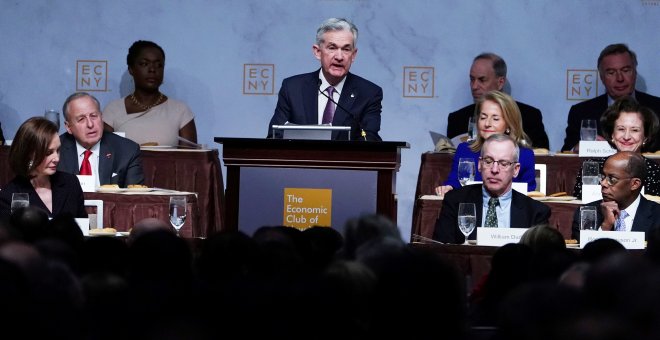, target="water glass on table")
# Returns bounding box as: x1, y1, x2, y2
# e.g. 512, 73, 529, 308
457, 158, 475, 186
11, 193, 29, 214
580, 206, 597, 231
582, 161, 600, 185
458, 203, 476, 245
169, 196, 187, 236
580, 119, 597, 141
466, 117, 477, 142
